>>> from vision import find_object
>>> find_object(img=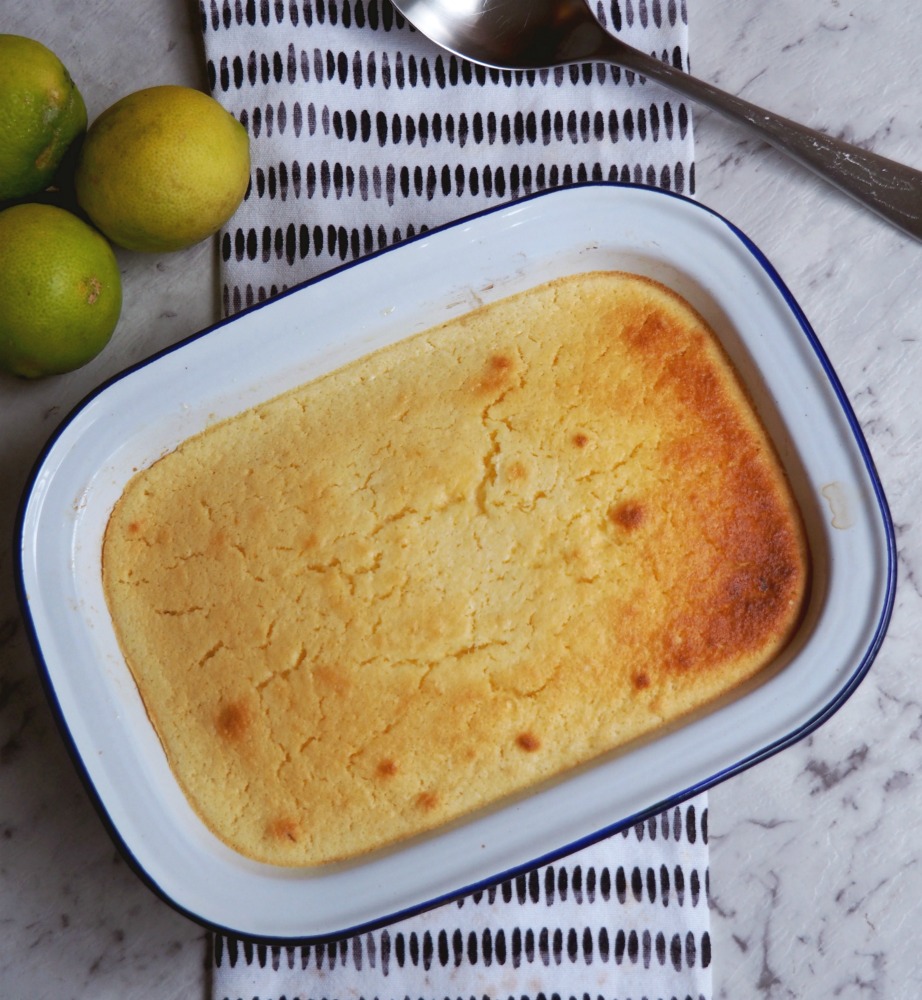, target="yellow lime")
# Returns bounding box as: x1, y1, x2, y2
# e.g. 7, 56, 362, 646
74, 85, 250, 253
0, 34, 88, 202
0, 204, 122, 378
